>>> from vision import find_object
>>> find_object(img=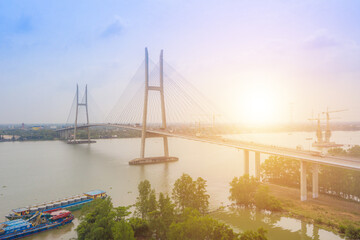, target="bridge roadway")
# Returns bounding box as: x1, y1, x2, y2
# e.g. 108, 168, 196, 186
57, 123, 360, 171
